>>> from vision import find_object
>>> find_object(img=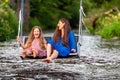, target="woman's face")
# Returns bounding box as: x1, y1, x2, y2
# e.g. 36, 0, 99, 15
33, 28, 40, 38
57, 21, 65, 30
